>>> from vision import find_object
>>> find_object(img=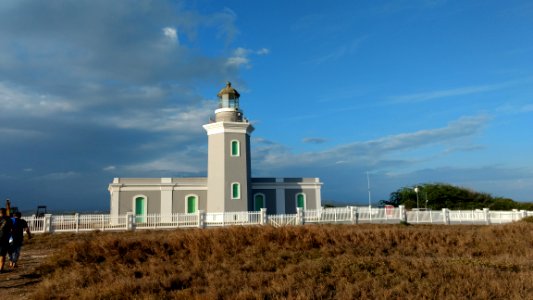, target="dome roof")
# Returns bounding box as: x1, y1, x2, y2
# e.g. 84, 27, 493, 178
217, 82, 240, 98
